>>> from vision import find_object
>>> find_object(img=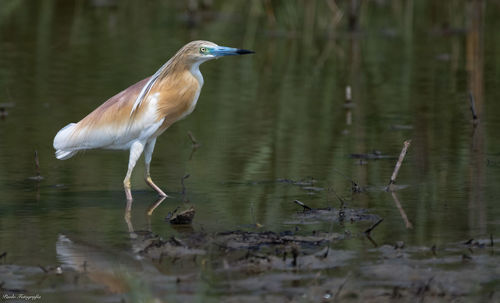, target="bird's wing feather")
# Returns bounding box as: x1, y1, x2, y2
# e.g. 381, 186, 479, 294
130, 60, 171, 116
53, 76, 163, 153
